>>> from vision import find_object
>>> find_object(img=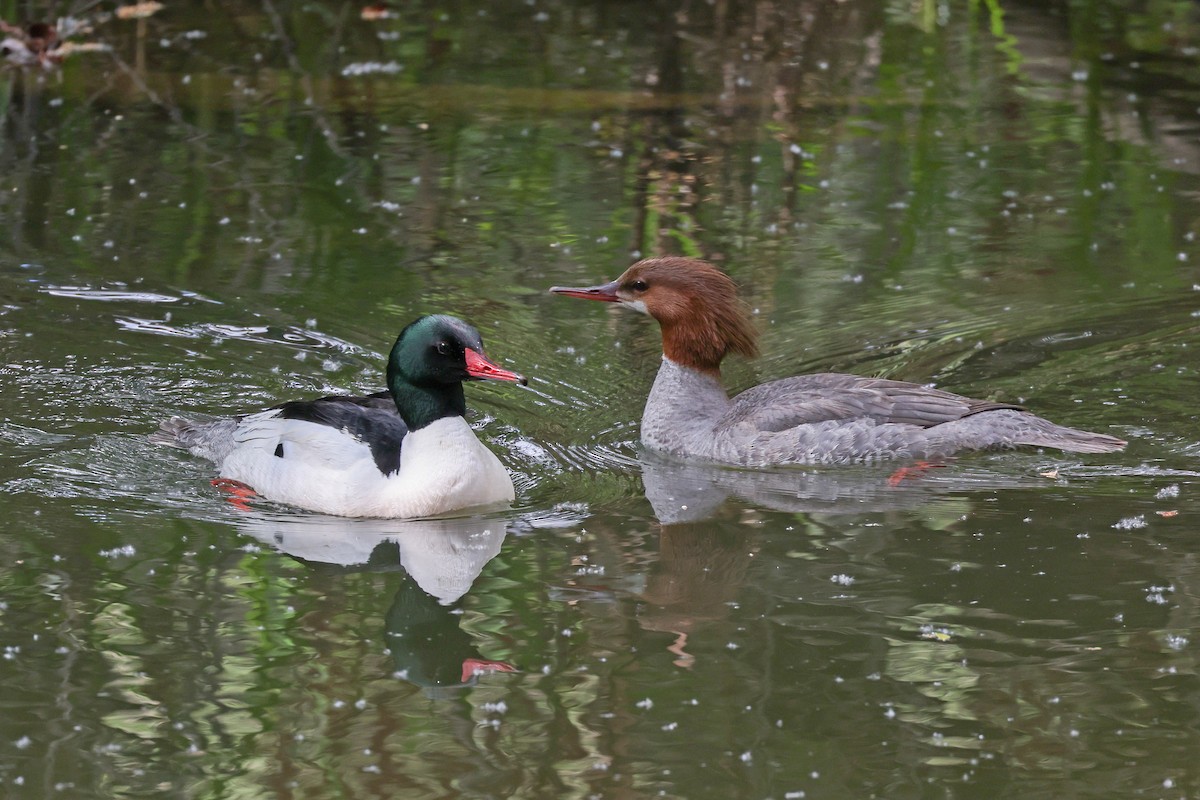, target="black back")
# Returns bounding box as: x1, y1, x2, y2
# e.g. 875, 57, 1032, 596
272, 391, 408, 475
